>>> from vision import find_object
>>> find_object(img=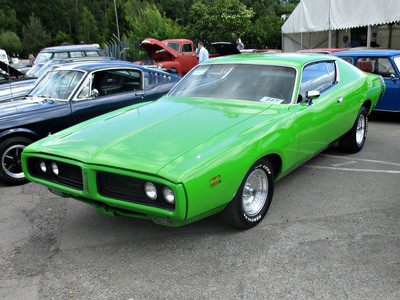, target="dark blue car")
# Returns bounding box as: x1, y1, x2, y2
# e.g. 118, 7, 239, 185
0, 61, 181, 185
332, 50, 400, 112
